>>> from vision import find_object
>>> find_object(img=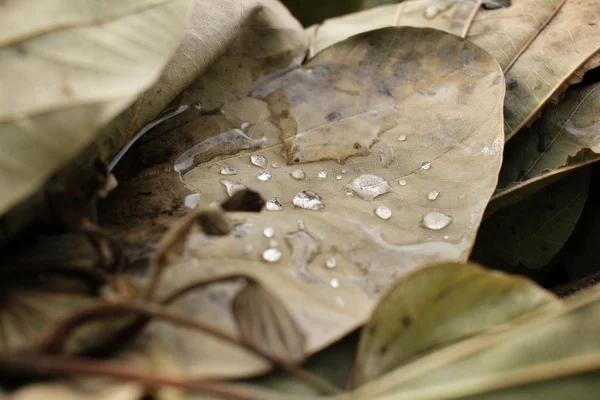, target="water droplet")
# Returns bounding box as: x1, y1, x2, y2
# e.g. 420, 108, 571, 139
336, 175, 343, 180
271, 163, 281, 169
422, 211, 453, 230
346, 174, 389, 201
291, 169, 306, 180
293, 191, 324, 211
374, 206, 392, 220
297, 219, 305, 231
330, 278, 340, 289
397, 134, 407, 141
326, 257, 337, 269
257, 169, 272, 181
263, 227, 275, 238
421, 161, 431, 170
220, 166, 237, 175
193, 103, 202, 110
428, 190, 440, 201
250, 155, 267, 169
399, 179, 407, 186
341, 169, 348, 174
266, 198, 284, 211
263, 248, 282, 263
184, 193, 200, 209
318, 170, 327, 179
345, 190, 354, 196
444, 235, 450, 240
219, 179, 246, 197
